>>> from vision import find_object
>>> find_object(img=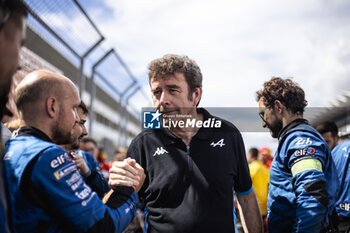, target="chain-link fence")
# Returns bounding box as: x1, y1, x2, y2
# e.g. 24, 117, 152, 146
20, 0, 152, 151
